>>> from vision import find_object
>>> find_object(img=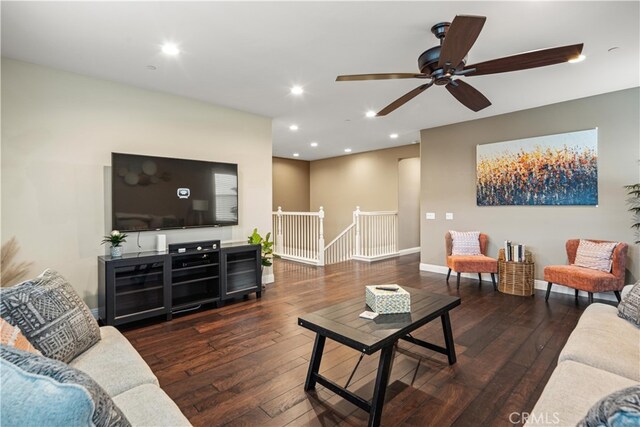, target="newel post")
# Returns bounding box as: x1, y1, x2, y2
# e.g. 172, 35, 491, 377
276, 206, 283, 255
354, 206, 361, 257
317, 207, 325, 266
